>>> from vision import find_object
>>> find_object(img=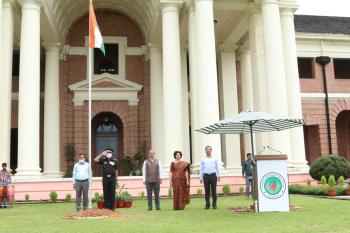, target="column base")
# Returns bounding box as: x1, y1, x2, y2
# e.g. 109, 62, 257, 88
44, 171, 65, 178
287, 160, 310, 173
222, 166, 242, 174
15, 168, 42, 177
190, 163, 200, 175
